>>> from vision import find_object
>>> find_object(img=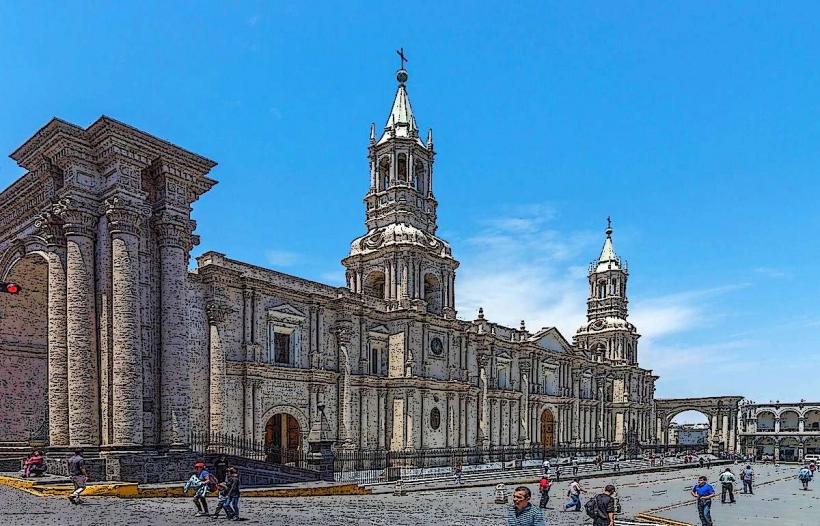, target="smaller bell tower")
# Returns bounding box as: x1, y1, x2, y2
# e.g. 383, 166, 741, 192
574, 218, 640, 364
342, 57, 458, 318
